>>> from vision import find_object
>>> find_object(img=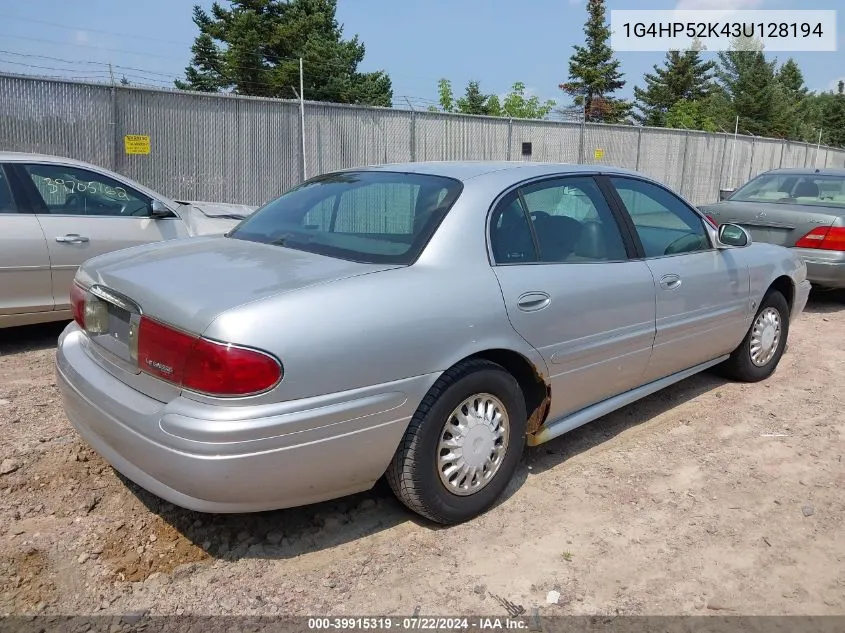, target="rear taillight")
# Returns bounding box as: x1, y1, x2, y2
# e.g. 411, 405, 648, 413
795, 227, 845, 251
136, 316, 282, 396
704, 215, 719, 229
70, 283, 109, 334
